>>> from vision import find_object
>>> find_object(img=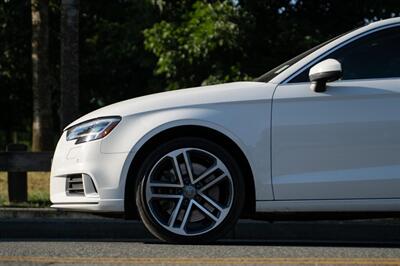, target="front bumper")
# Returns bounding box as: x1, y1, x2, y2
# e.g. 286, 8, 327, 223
50, 132, 128, 212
